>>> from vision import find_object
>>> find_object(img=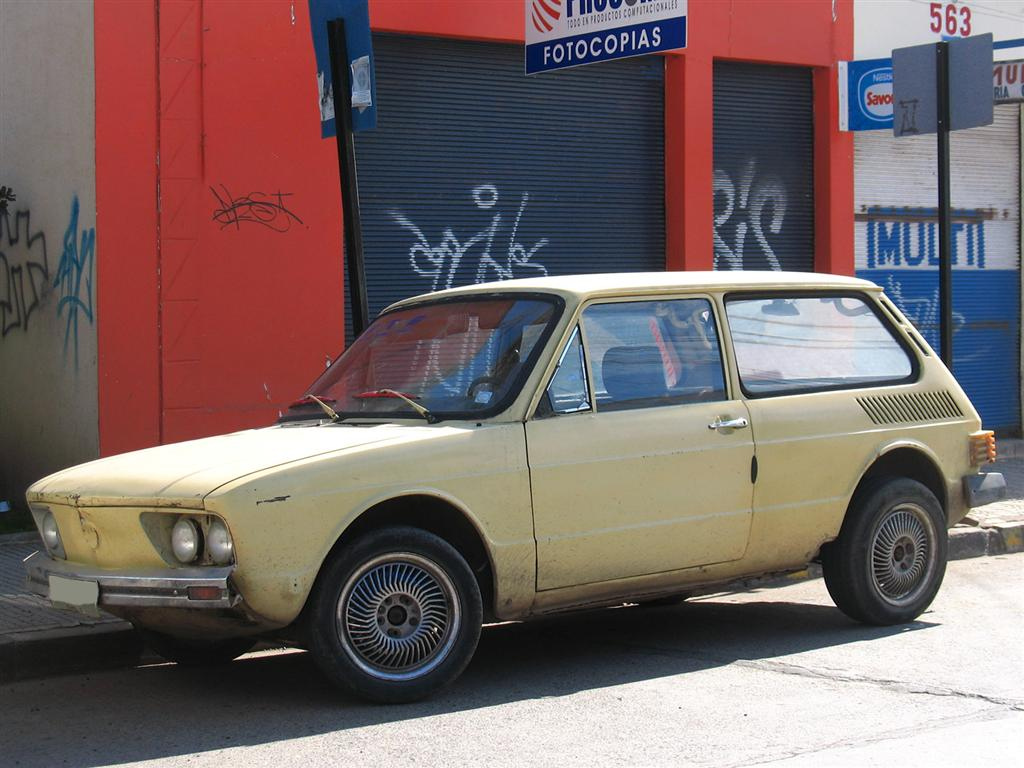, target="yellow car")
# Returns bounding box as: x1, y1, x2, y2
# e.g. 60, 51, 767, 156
24, 272, 1005, 702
